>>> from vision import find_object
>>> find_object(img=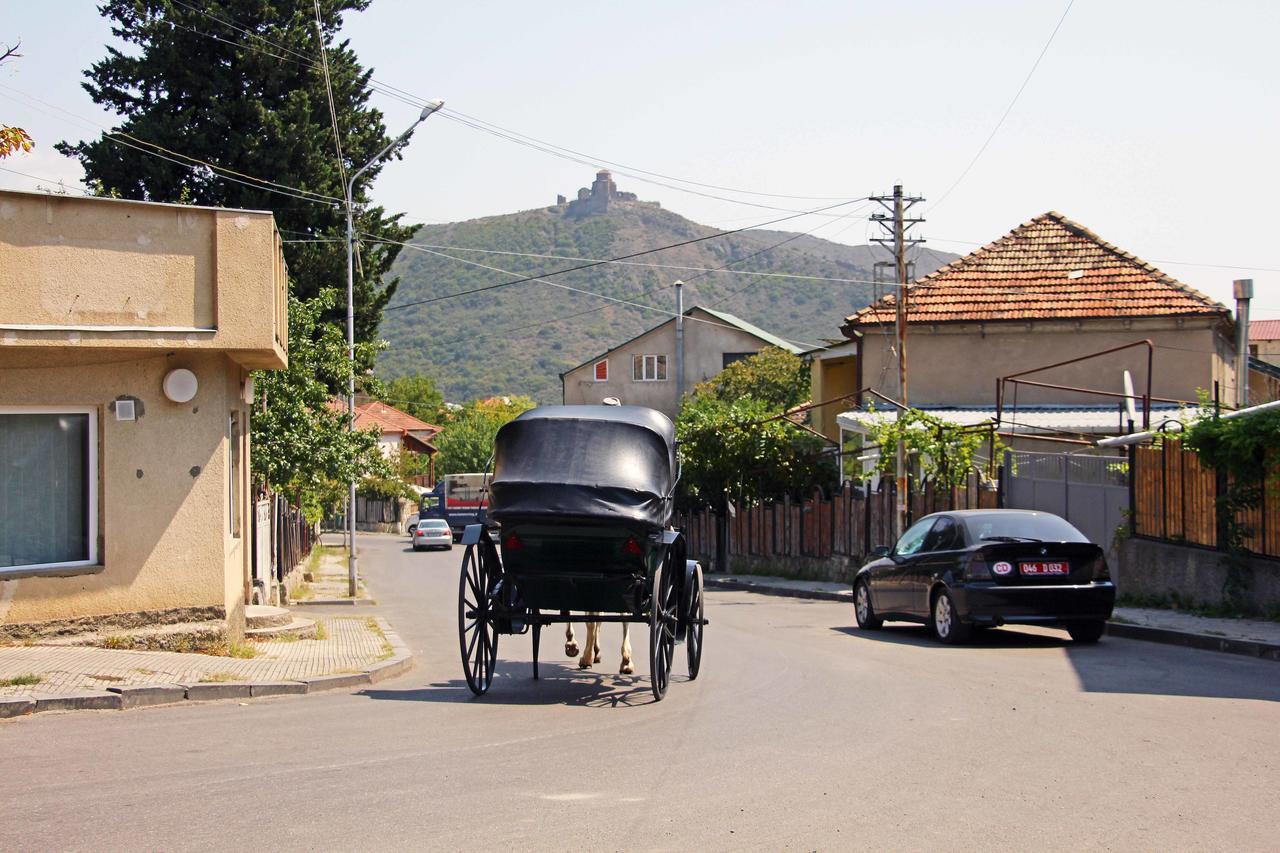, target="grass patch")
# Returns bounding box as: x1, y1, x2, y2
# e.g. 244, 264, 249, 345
199, 671, 240, 683
1117, 593, 1280, 623
101, 635, 133, 650
0, 673, 42, 688
365, 618, 394, 660
227, 642, 257, 659
313, 620, 329, 641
